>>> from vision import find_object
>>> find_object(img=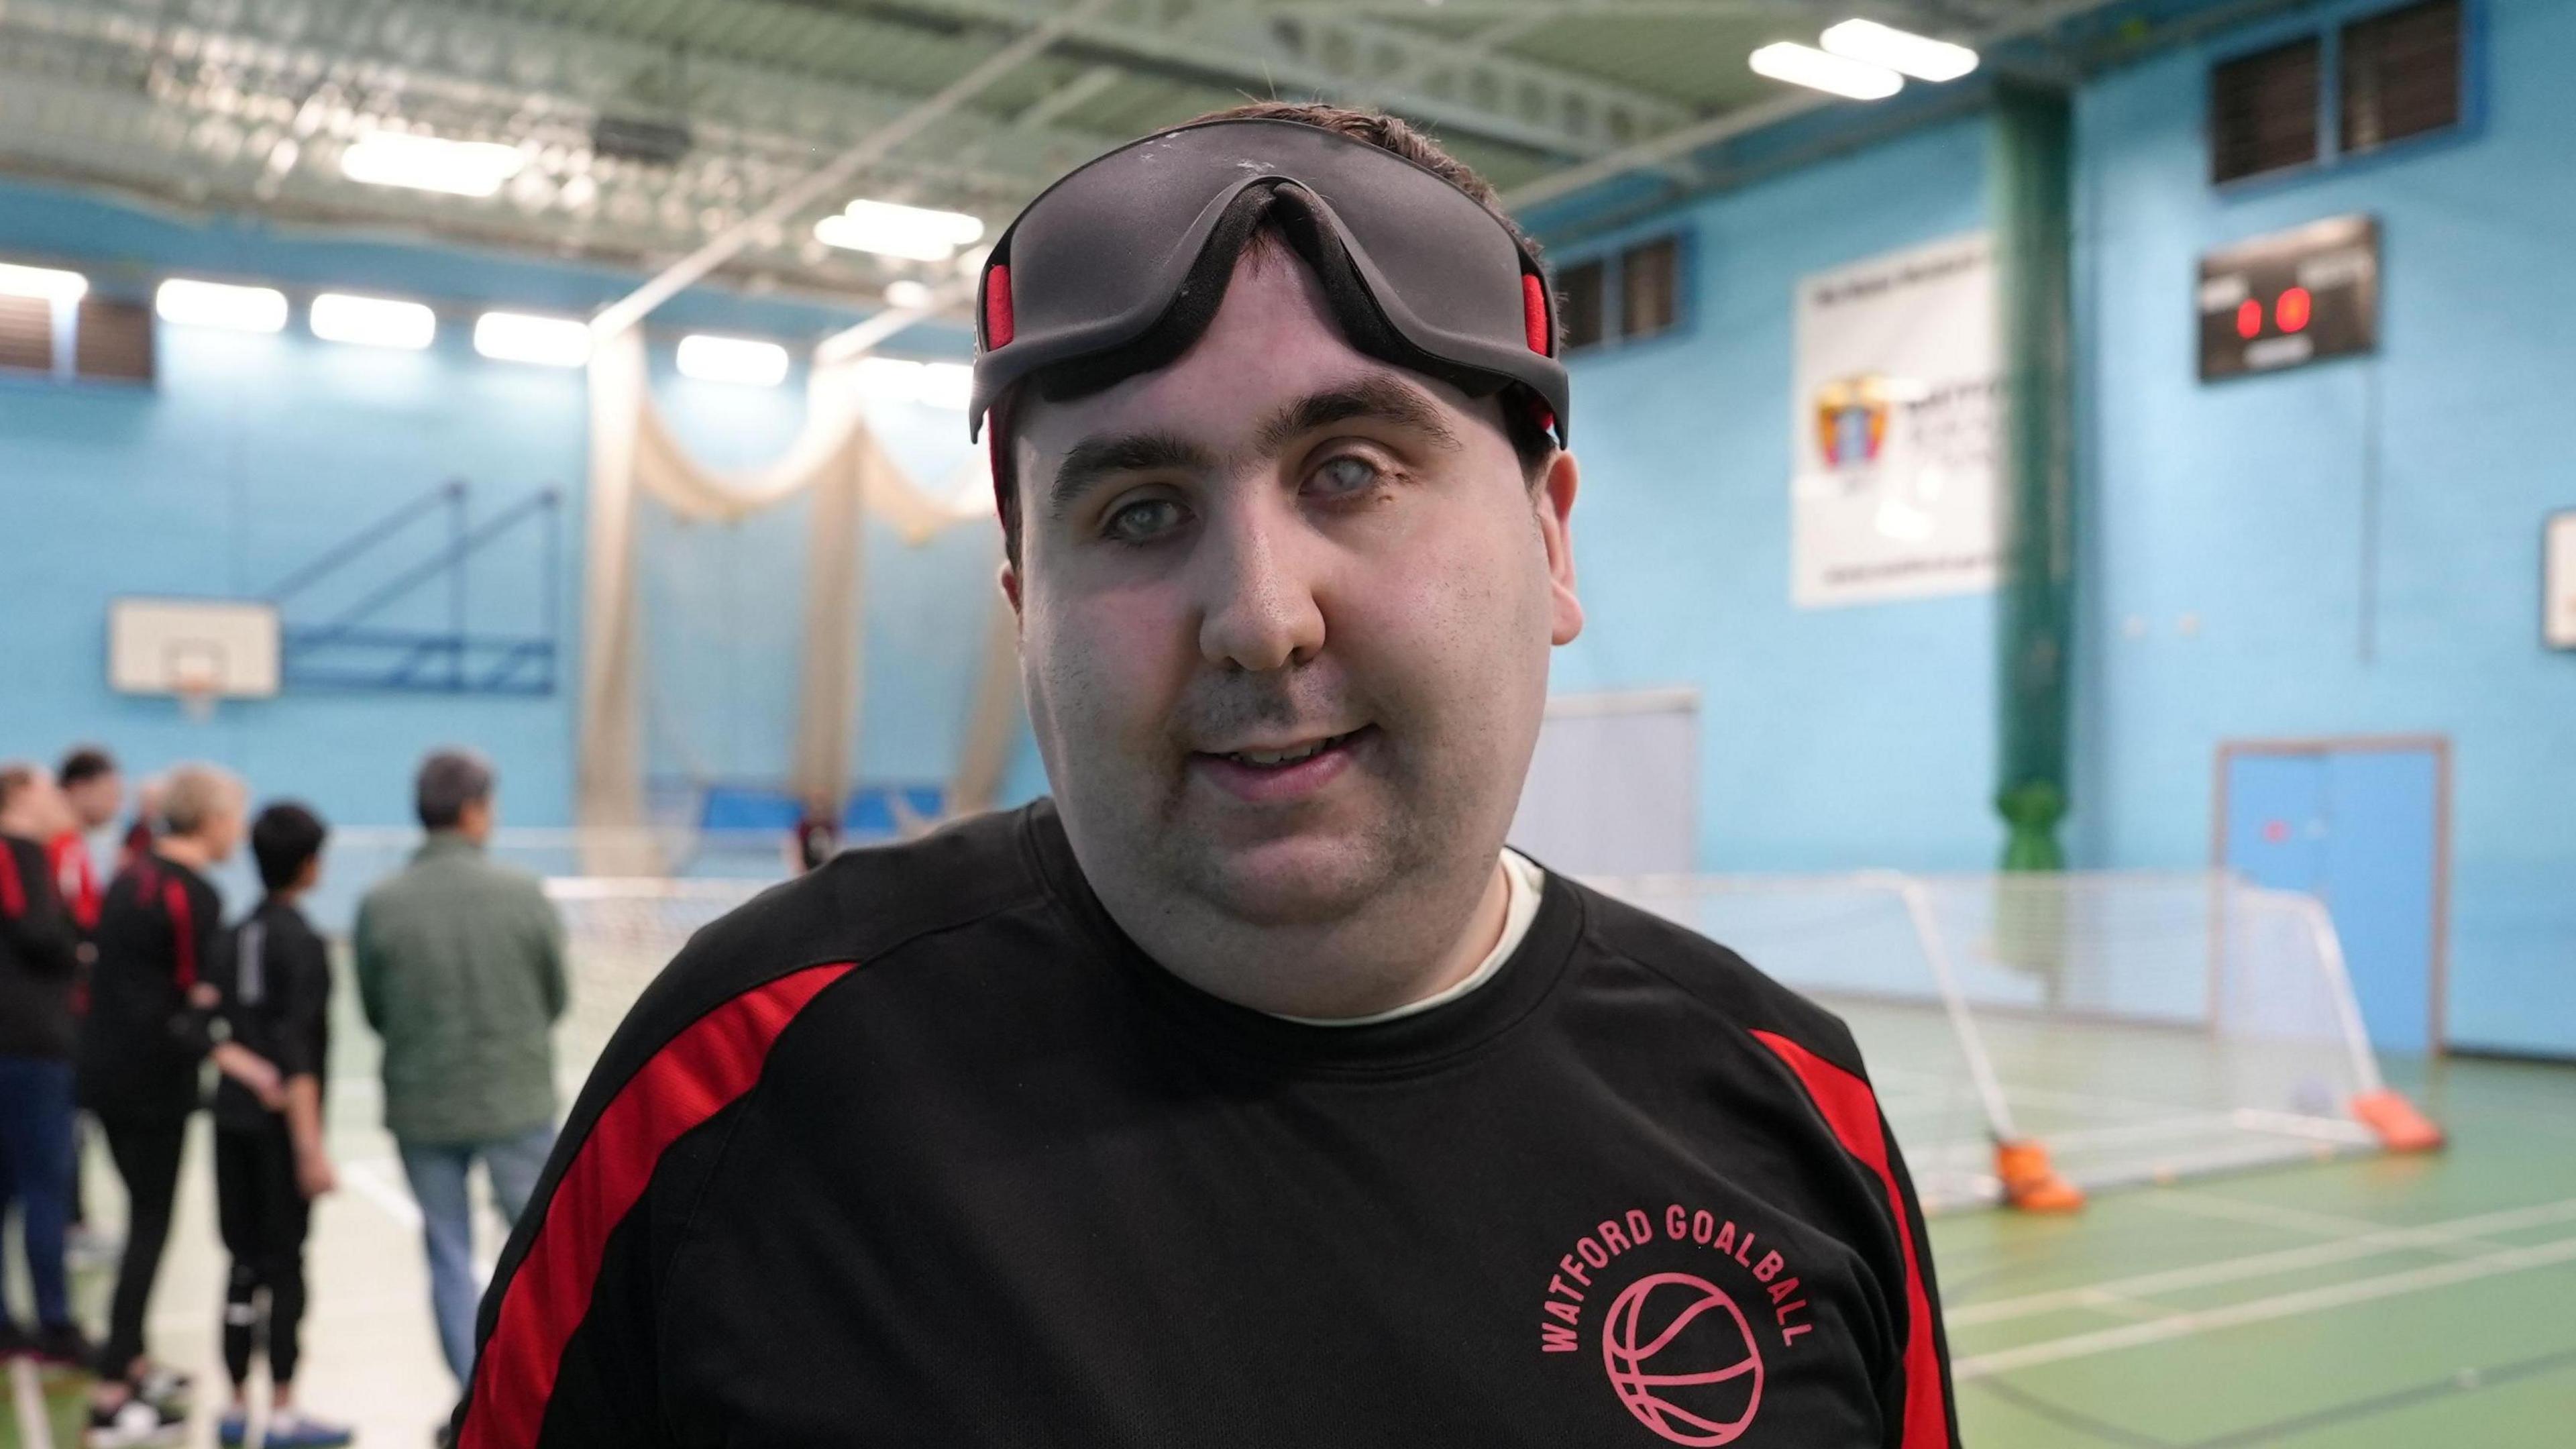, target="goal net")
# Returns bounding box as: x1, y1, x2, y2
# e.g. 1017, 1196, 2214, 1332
542, 875, 780, 1089
1589, 869, 2438, 1213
